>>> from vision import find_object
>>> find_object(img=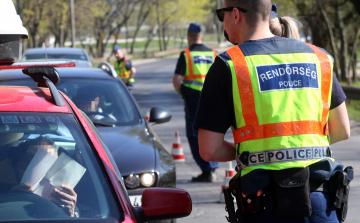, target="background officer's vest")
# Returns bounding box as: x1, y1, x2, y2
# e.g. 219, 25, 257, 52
226, 43, 333, 176
114, 58, 134, 82
183, 49, 217, 91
